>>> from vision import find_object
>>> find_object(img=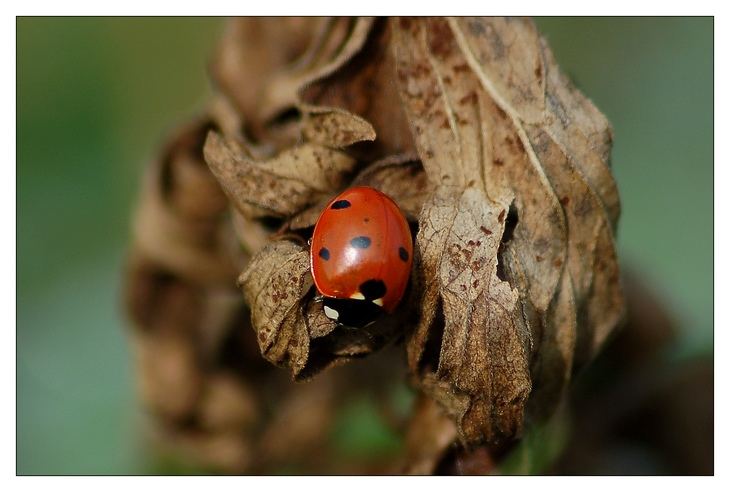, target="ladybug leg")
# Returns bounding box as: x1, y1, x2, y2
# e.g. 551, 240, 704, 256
337, 323, 376, 343
361, 327, 376, 344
